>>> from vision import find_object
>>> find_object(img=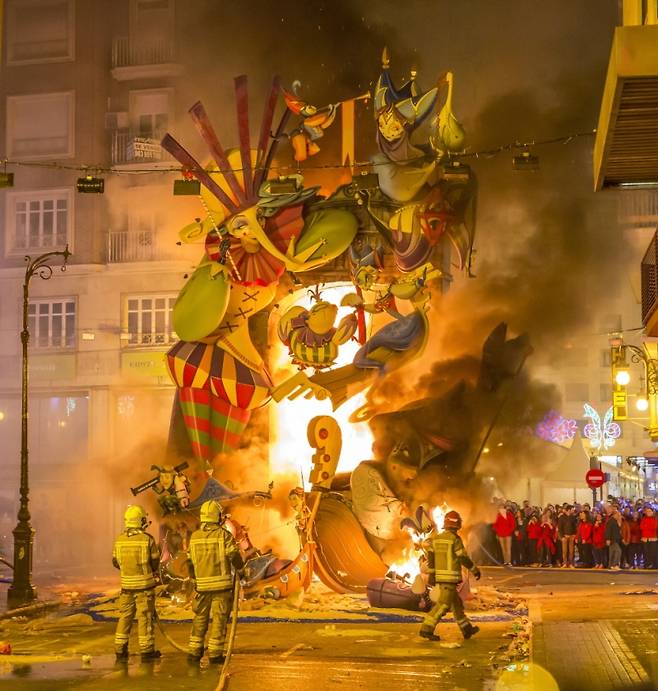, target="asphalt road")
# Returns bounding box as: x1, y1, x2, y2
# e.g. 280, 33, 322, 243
0, 566, 656, 690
